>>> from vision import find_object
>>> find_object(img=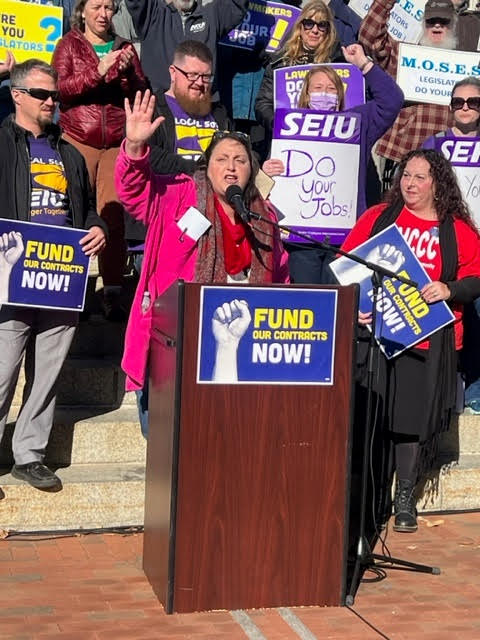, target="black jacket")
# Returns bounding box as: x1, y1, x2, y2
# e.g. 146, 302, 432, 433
125, 0, 248, 92
255, 42, 343, 135
149, 91, 232, 175
0, 116, 107, 234
124, 91, 232, 243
